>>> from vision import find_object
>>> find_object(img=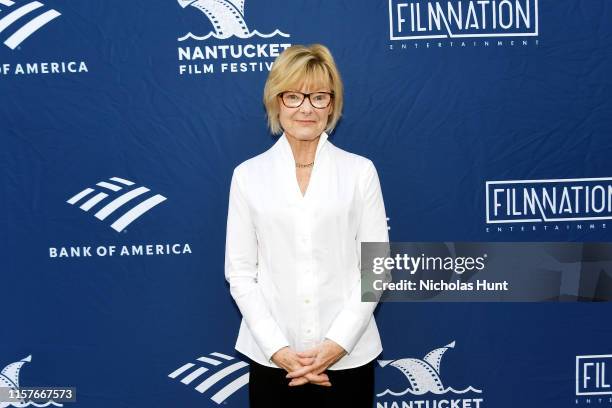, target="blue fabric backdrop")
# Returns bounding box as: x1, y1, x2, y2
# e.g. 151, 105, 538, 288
2, 1, 611, 407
